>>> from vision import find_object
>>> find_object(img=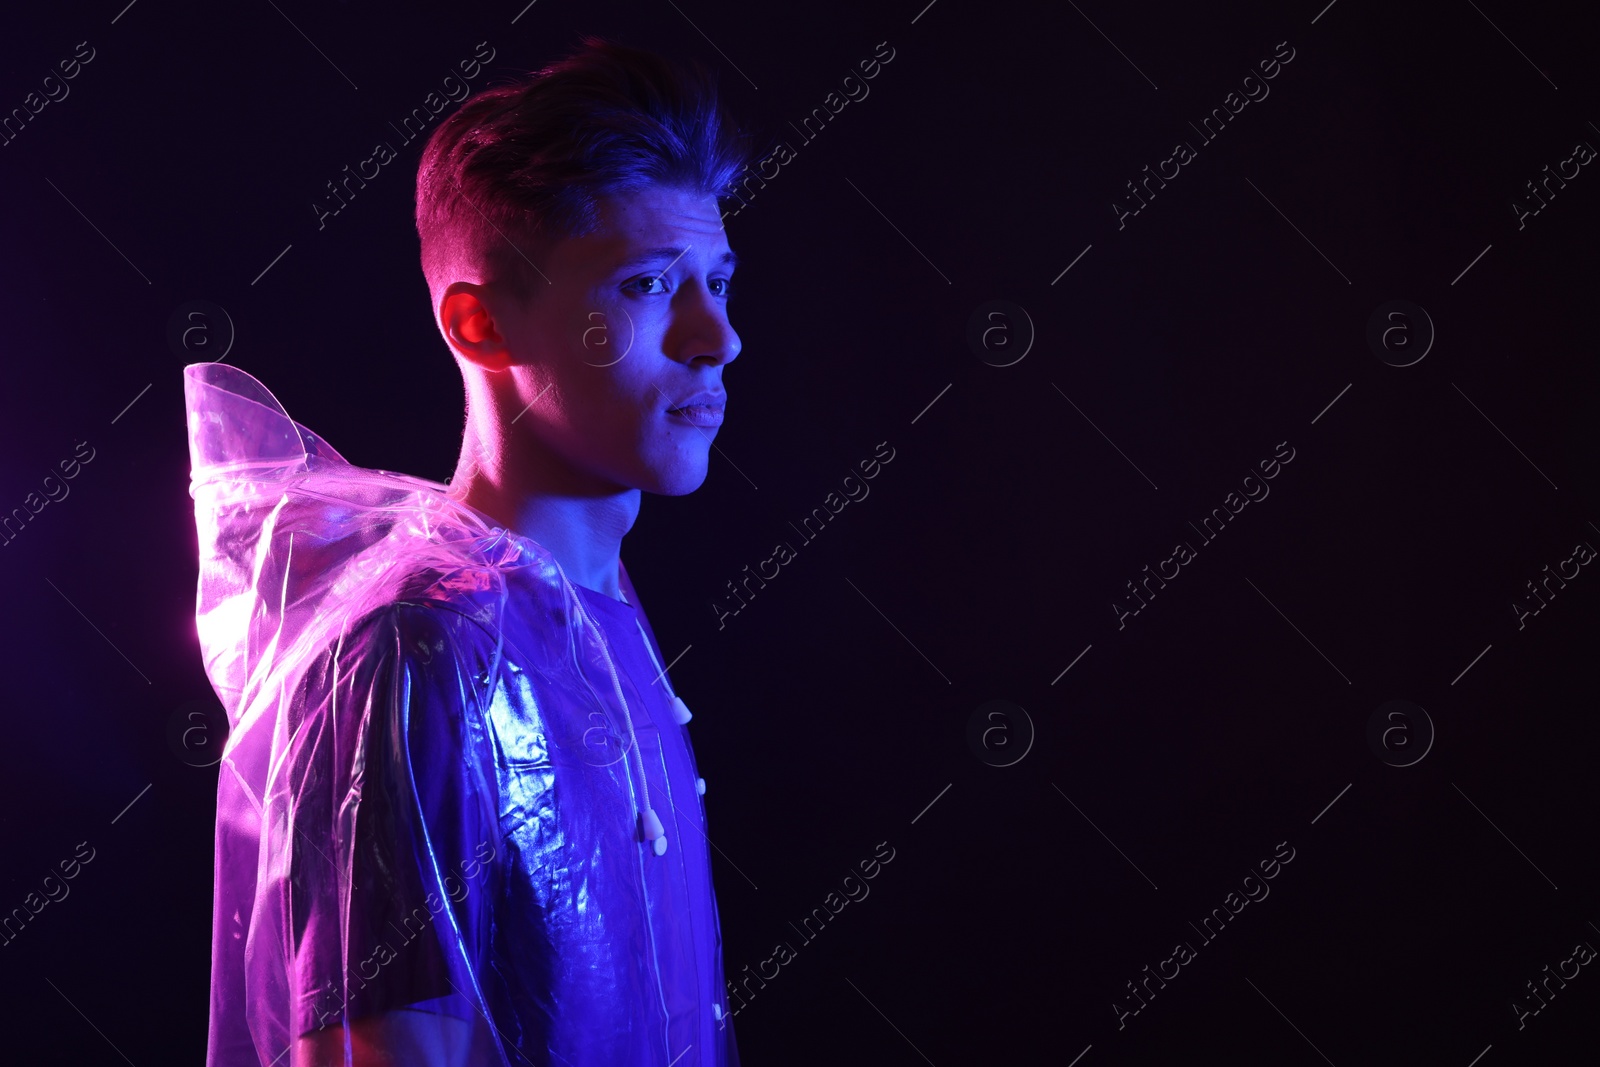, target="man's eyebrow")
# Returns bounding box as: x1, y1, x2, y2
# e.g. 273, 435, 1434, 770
616, 247, 740, 271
